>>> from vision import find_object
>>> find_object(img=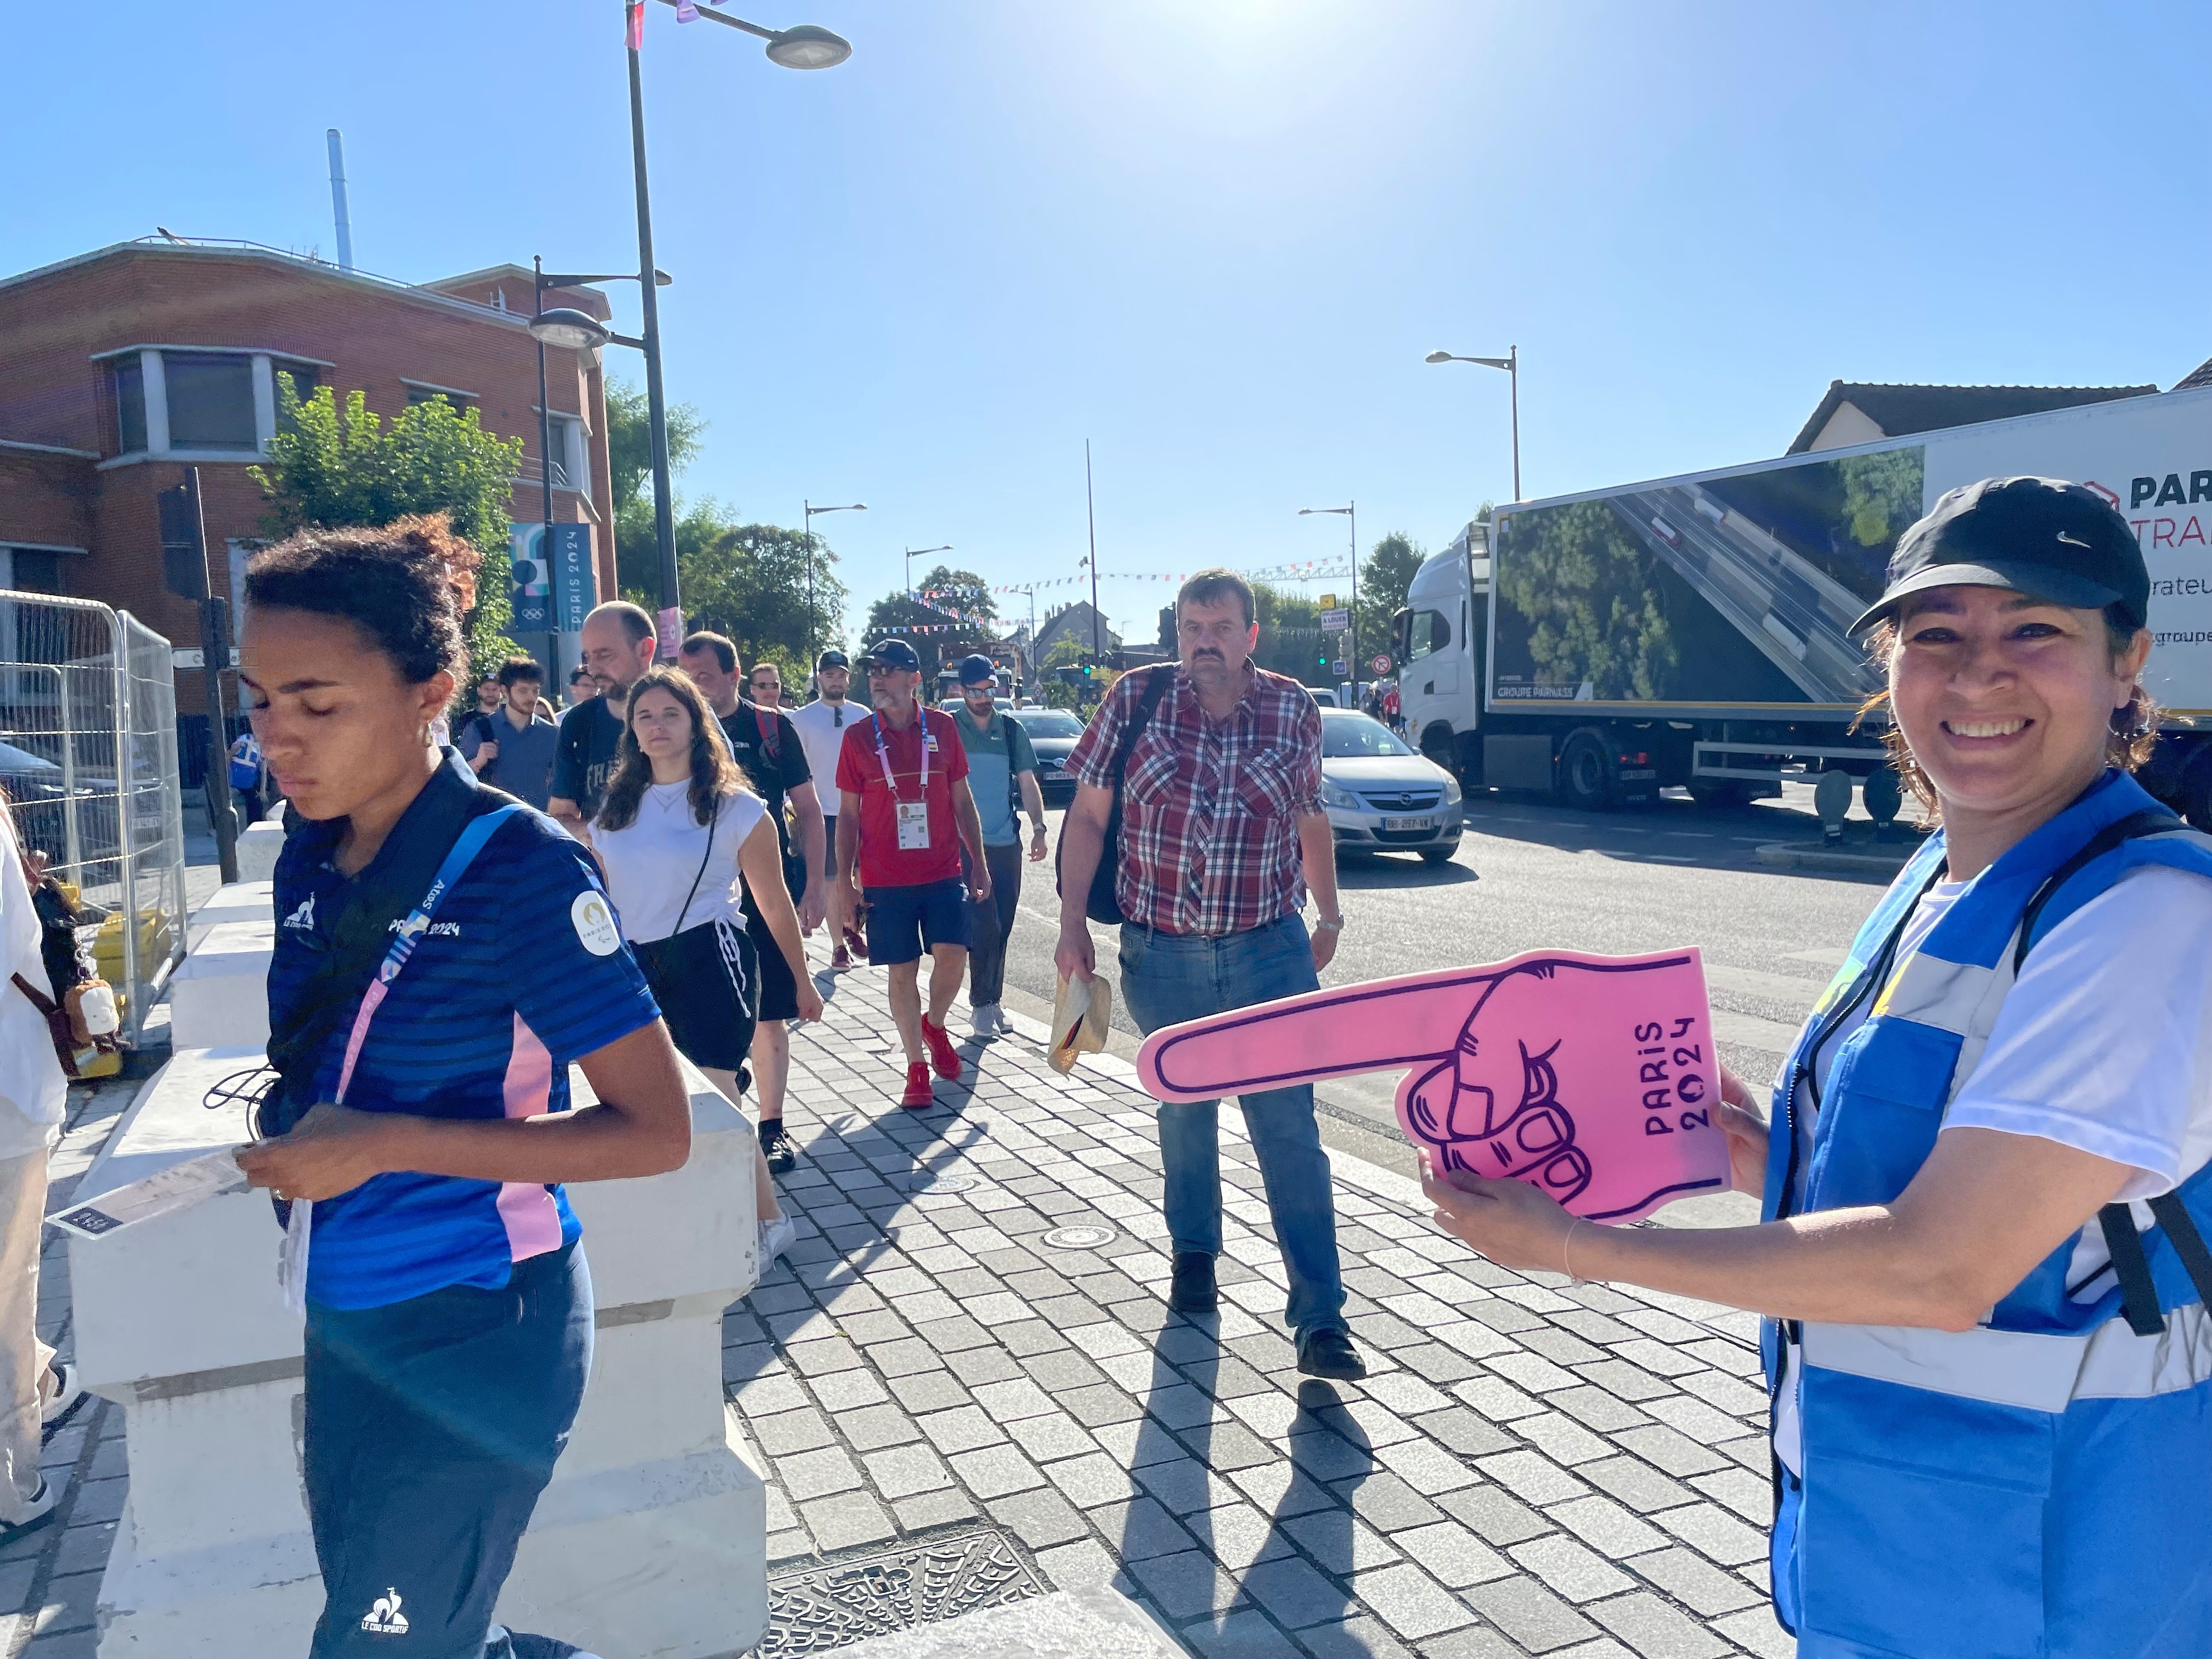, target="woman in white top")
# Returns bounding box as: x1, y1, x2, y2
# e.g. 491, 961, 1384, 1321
0, 799, 89, 1548
1424, 478, 2212, 1659
593, 668, 821, 1253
